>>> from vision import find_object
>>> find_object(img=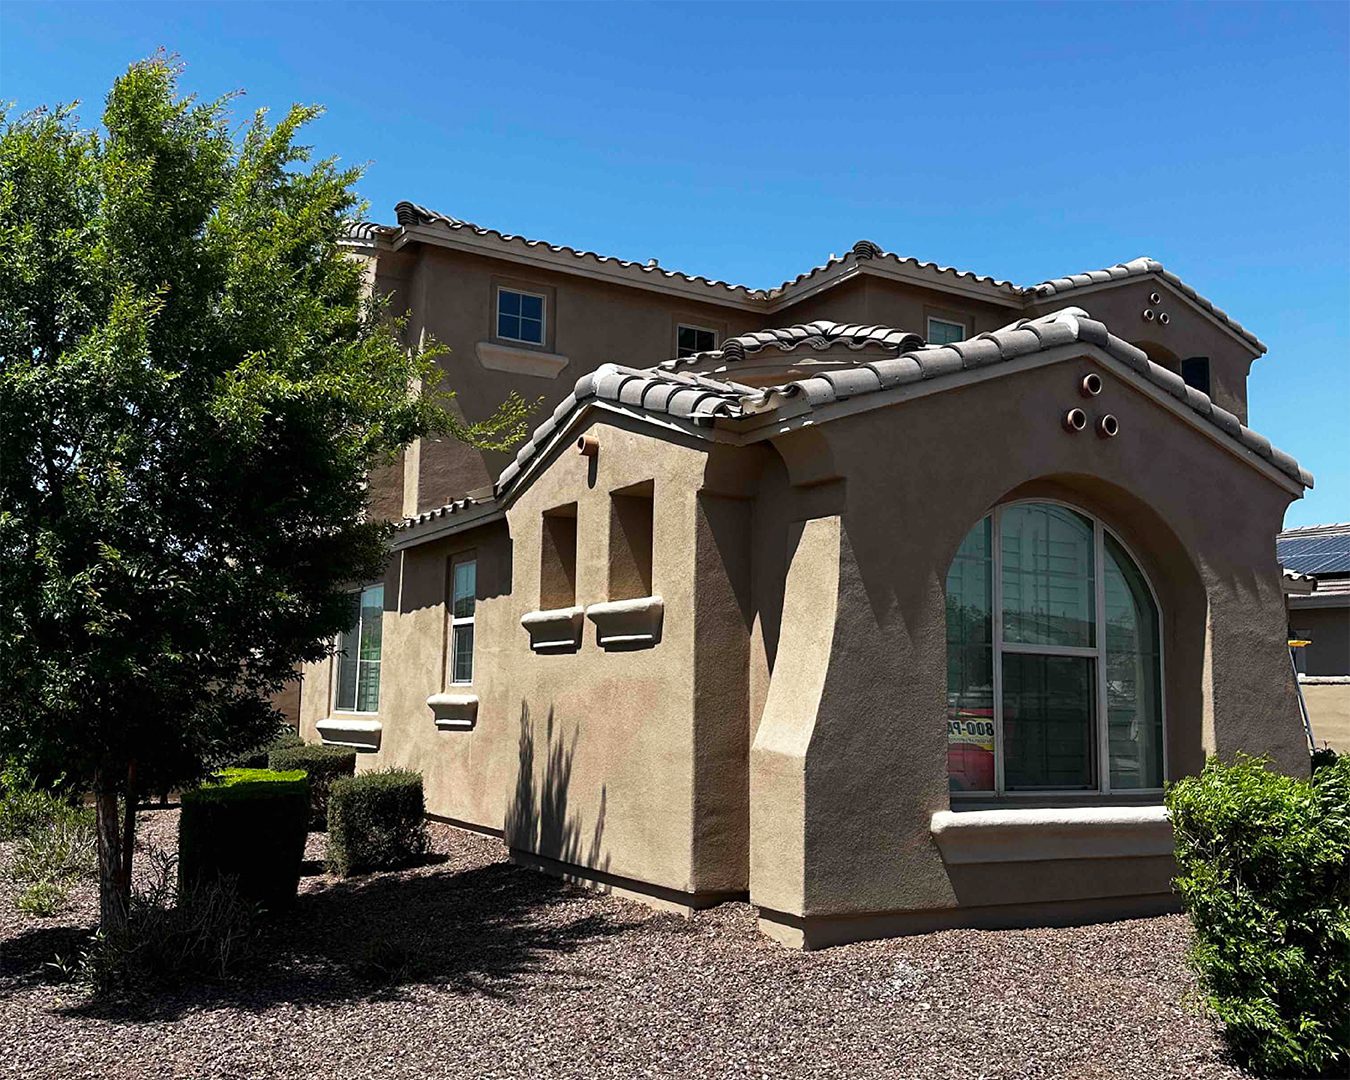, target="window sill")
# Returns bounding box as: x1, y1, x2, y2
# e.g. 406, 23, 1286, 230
586, 596, 663, 650
930, 805, 1171, 865
427, 693, 478, 731
521, 606, 585, 652
316, 716, 382, 752
475, 341, 570, 379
